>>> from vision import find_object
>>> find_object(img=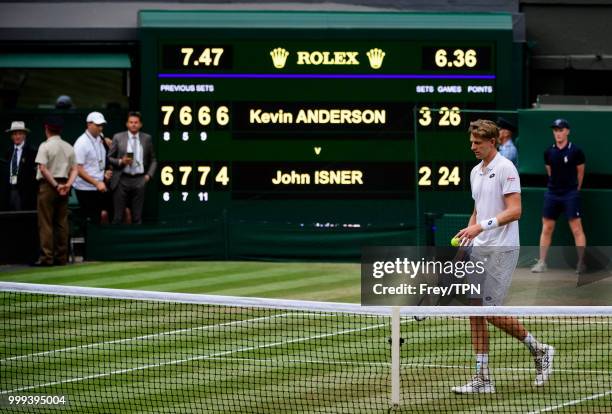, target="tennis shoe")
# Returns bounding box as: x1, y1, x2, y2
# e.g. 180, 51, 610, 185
531, 259, 547, 273
451, 374, 495, 394
534, 344, 555, 386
